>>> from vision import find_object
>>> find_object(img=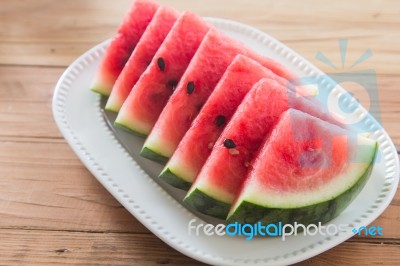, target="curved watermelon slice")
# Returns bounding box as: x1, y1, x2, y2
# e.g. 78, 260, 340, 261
106, 7, 179, 112
228, 109, 377, 225
184, 78, 343, 219
141, 29, 299, 163
114, 11, 211, 136
90, 0, 159, 96
159, 55, 289, 189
